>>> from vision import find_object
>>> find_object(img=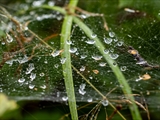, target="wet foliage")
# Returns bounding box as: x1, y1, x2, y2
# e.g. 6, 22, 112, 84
0, 0, 160, 119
